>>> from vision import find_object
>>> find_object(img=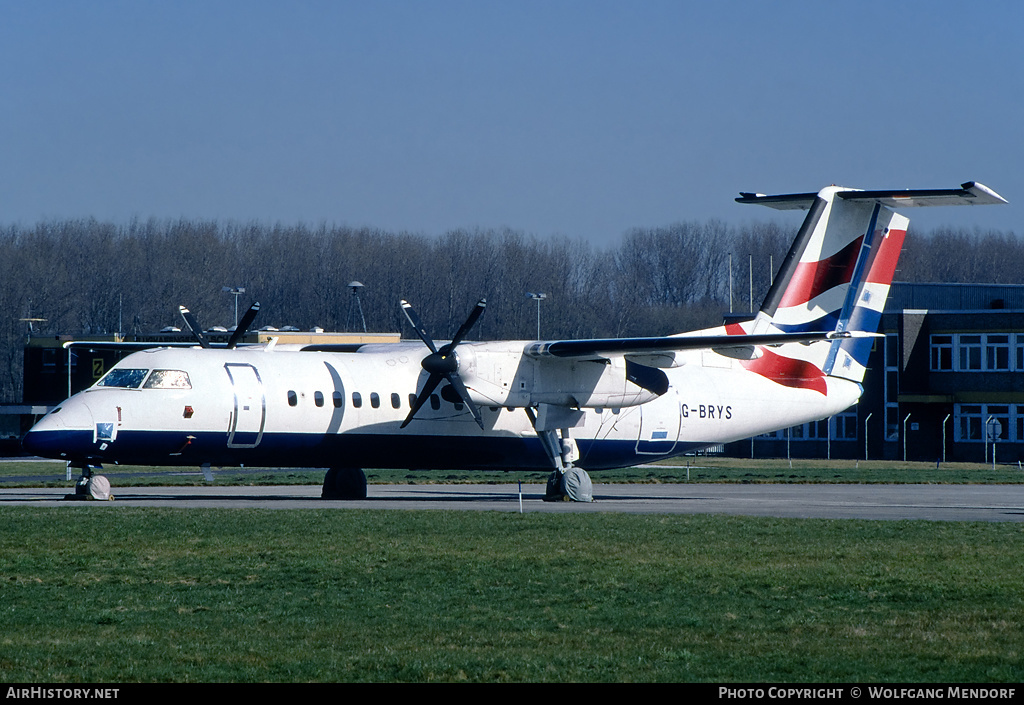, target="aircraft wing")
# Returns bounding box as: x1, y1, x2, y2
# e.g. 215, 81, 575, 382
737, 181, 1007, 210
524, 329, 873, 363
